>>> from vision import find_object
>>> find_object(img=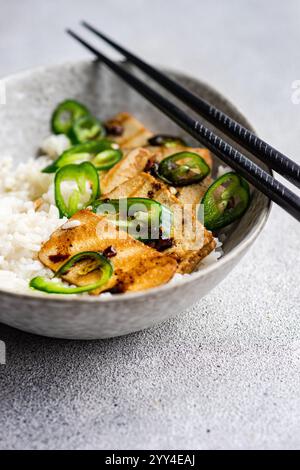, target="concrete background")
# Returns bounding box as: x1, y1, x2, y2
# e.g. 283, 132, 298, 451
0, 0, 299, 450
